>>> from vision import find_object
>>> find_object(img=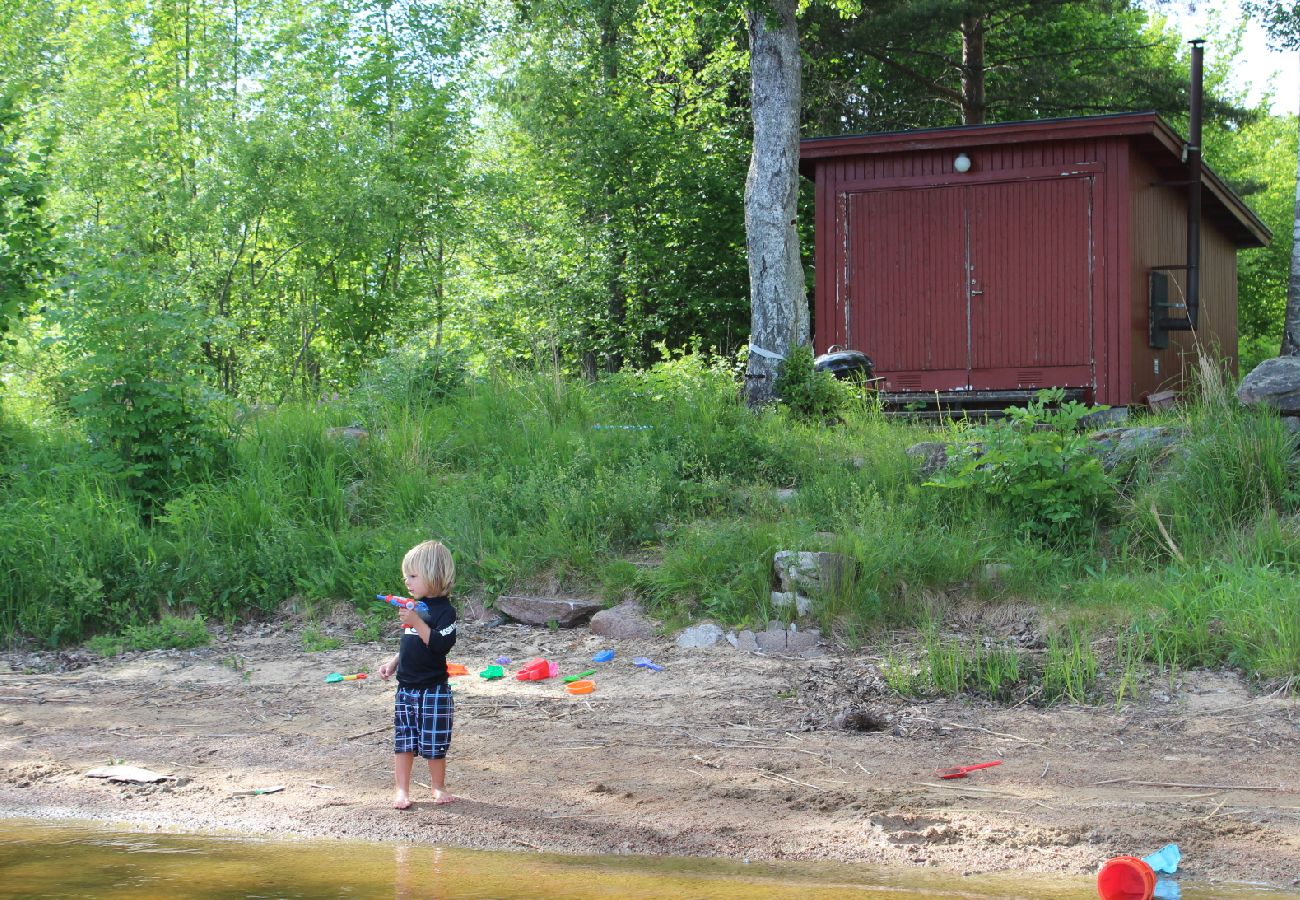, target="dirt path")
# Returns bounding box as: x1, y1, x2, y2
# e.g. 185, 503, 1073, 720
1, 610, 1298, 891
